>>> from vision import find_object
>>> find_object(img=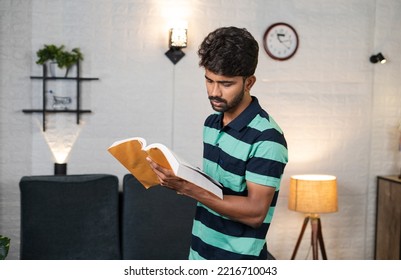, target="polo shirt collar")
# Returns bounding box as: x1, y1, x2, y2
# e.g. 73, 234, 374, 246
216, 96, 262, 132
